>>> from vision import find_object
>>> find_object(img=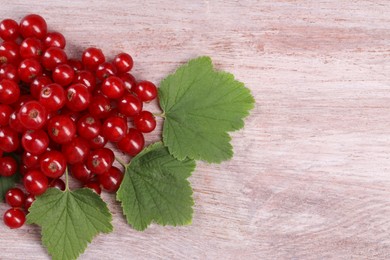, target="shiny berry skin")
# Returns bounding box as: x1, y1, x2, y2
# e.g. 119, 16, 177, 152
42, 47, 67, 71
61, 137, 90, 164
23, 169, 49, 195
97, 166, 123, 192
0, 156, 18, 177
30, 75, 52, 99
0, 104, 12, 126
73, 70, 96, 92
0, 64, 19, 82
66, 83, 91, 111
40, 150, 66, 178
119, 73, 137, 92
44, 31, 66, 49
101, 76, 125, 99
84, 181, 101, 194
22, 129, 49, 155
86, 148, 114, 174
0, 126, 20, 152
133, 111, 156, 133
89, 134, 107, 149
67, 59, 83, 72
95, 62, 116, 80
0, 19, 19, 41
49, 178, 65, 191
52, 64, 74, 86
133, 81, 157, 102
77, 114, 101, 139
22, 151, 40, 169
102, 116, 128, 142
82, 47, 105, 71
47, 115, 76, 144
113, 53, 133, 73
18, 58, 42, 83
3, 208, 26, 229
20, 14, 47, 39
88, 94, 111, 118
117, 128, 145, 156
8, 111, 25, 133
17, 101, 47, 130
24, 194, 35, 211
118, 93, 142, 117
5, 188, 25, 208
0, 79, 20, 104
20, 38, 44, 59
0, 41, 20, 65
39, 83, 66, 111
71, 162, 94, 183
